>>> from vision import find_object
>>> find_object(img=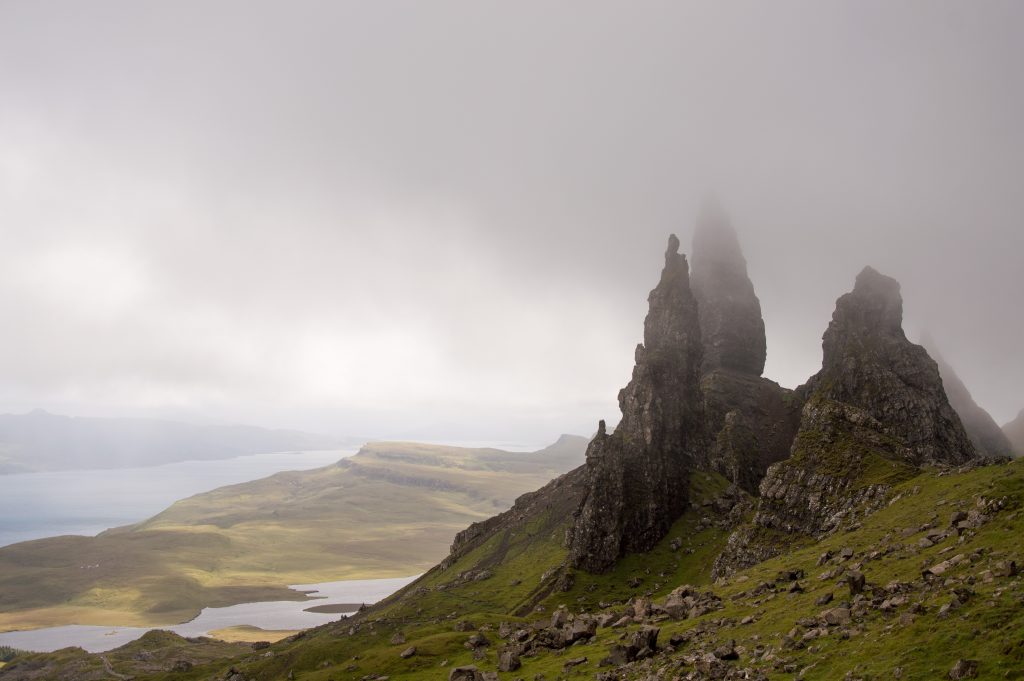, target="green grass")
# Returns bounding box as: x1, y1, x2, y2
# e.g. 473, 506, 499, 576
101, 459, 1024, 681
11, 459, 1024, 680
